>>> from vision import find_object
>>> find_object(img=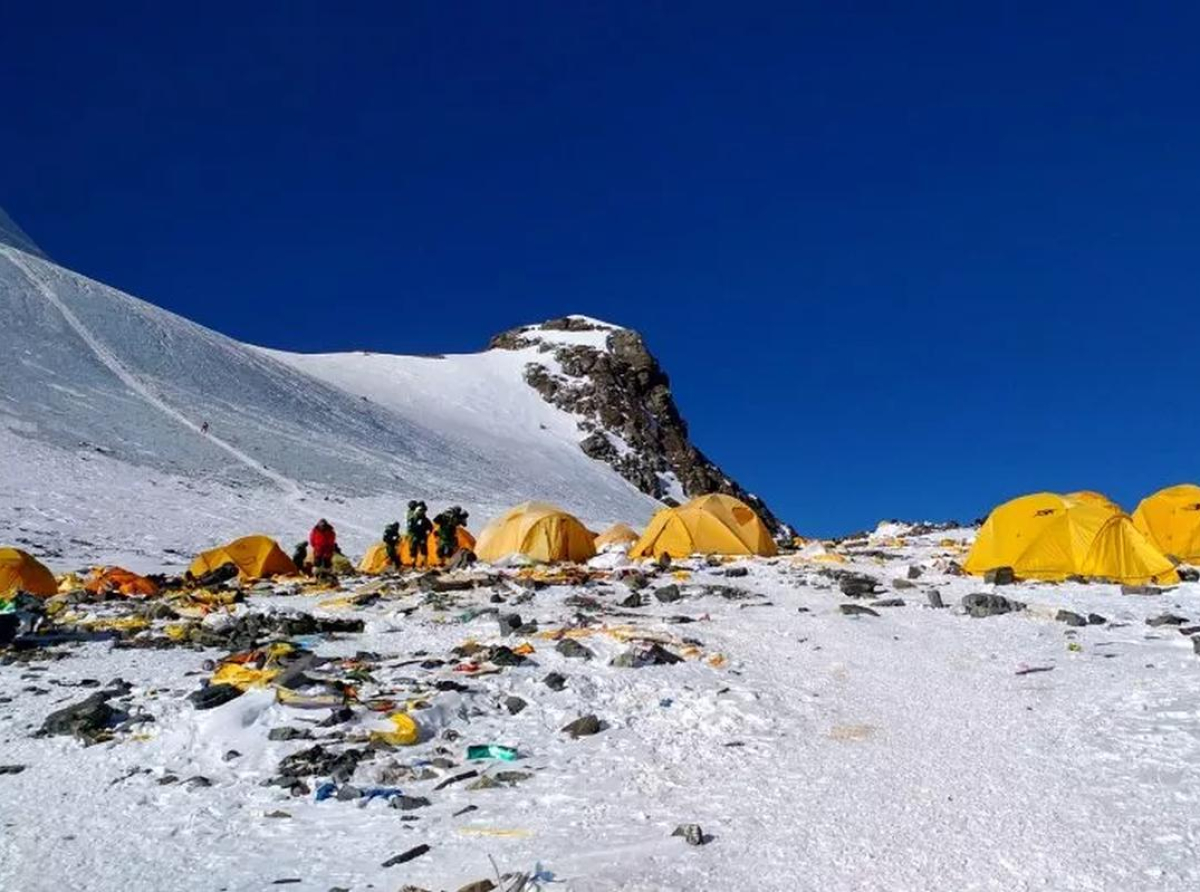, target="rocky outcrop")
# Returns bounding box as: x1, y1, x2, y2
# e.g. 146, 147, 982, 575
488, 316, 788, 534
